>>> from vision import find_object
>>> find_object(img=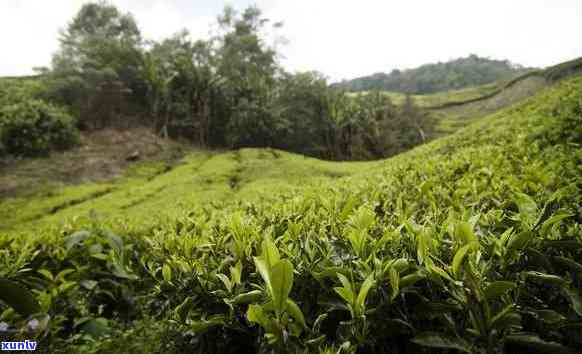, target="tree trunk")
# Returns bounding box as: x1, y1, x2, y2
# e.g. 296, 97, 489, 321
161, 110, 169, 139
